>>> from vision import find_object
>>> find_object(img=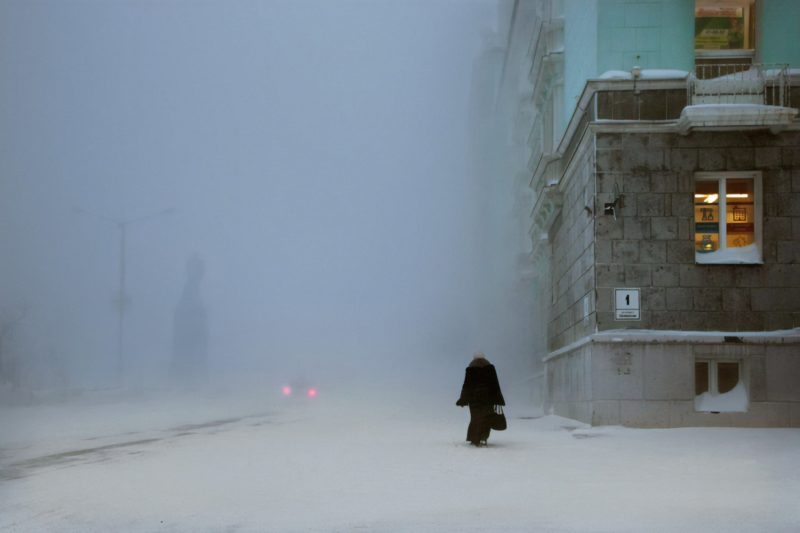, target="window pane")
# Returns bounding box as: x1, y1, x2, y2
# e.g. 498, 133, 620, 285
717, 362, 739, 394
695, 181, 720, 253
726, 178, 755, 248
695, 361, 709, 395
695, 6, 747, 50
